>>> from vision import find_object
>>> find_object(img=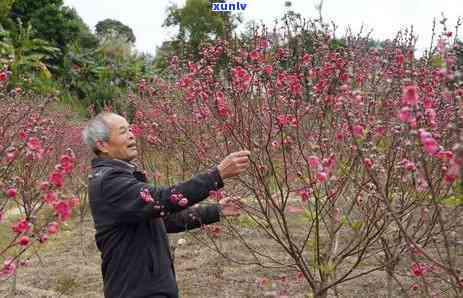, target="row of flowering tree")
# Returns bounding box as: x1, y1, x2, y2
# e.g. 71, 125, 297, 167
131, 15, 463, 297
0, 67, 90, 292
